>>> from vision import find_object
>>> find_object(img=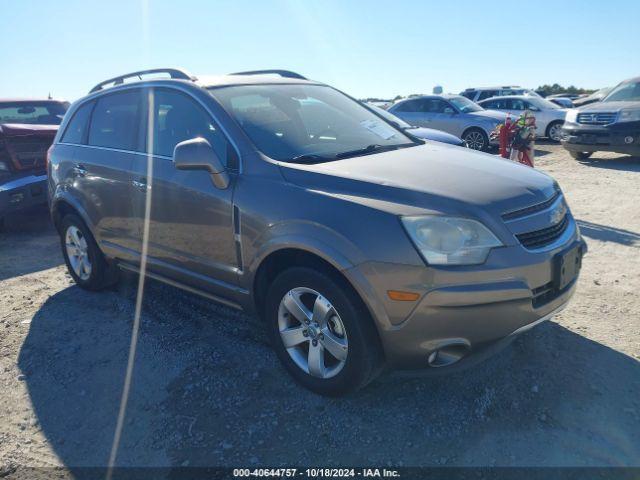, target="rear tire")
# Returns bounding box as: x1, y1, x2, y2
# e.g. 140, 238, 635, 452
546, 121, 564, 142
264, 267, 383, 396
462, 128, 489, 151
569, 151, 593, 160
60, 214, 117, 291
